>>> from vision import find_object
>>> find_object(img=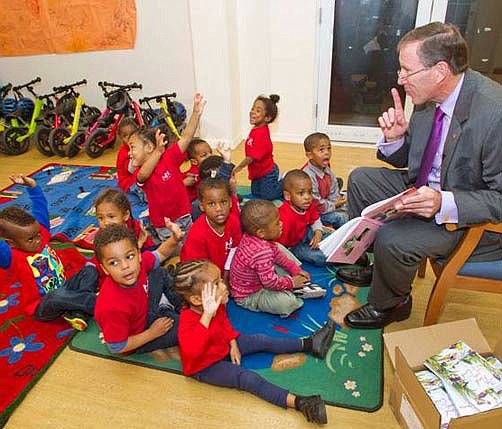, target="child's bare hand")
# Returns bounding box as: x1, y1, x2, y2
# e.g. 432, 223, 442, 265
183, 174, 197, 187
137, 221, 148, 249
216, 141, 232, 162
164, 217, 184, 242
9, 173, 36, 188
335, 195, 347, 208
309, 230, 323, 249
155, 129, 168, 152
298, 270, 311, 281
230, 341, 241, 365
201, 283, 222, 315
193, 93, 207, 116
292, 274, 308, 289
149, 317, 174, 337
